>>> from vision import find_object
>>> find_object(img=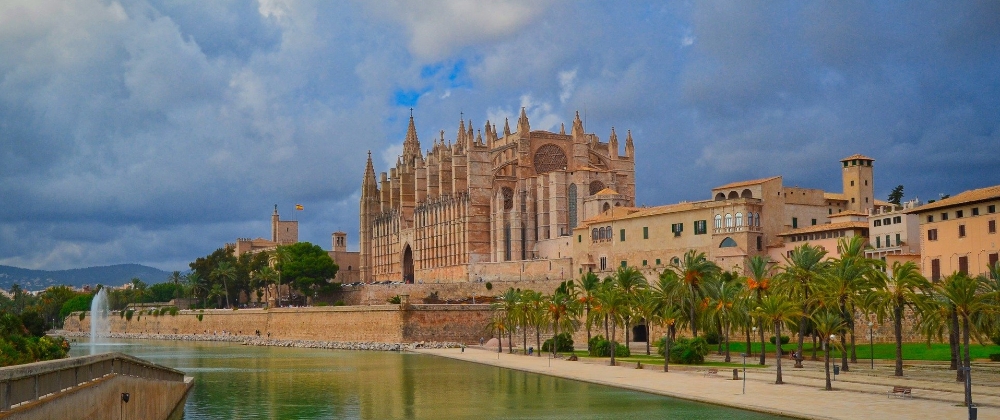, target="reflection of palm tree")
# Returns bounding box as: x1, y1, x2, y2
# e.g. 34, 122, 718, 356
212, 262, 236, 309
753, 294, 802, 385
